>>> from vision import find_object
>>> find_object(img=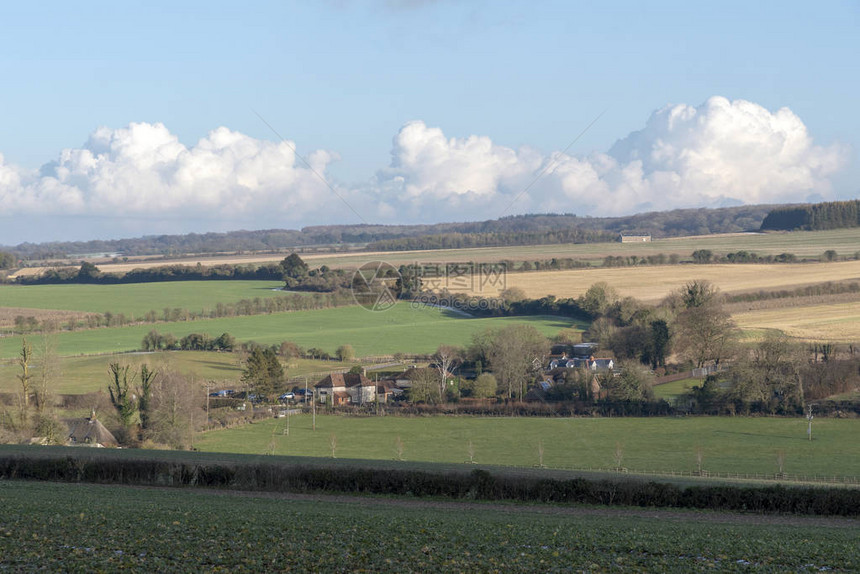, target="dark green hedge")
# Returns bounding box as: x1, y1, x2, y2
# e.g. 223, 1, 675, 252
0, 454, 857, 517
